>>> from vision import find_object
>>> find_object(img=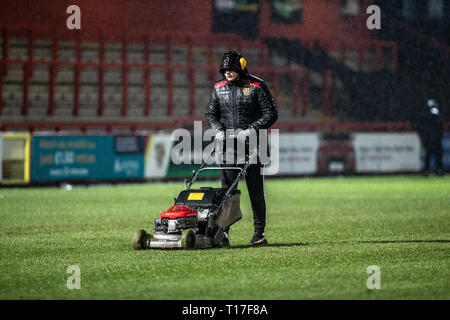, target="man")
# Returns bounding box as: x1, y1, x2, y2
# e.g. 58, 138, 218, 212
205, 51, 278, 247
414, 98, 444, 175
